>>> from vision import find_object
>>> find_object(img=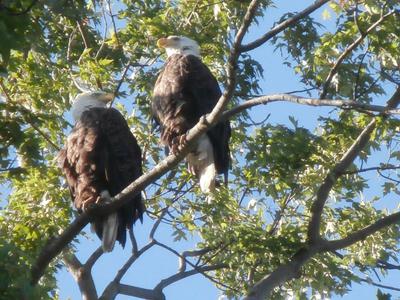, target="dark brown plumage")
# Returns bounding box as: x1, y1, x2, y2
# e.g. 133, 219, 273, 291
58, 107, 143, 249
152, 53, 231, 178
